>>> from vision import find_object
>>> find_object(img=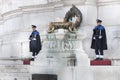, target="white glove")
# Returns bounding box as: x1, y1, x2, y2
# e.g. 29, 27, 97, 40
99, 35, 102, 39
93, 37, 95, 40
32, 38, 36, 40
